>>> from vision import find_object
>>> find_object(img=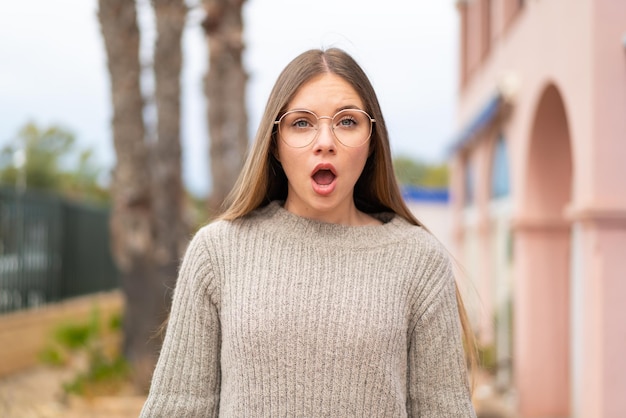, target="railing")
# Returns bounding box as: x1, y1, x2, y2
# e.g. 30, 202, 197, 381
0, 187, 119, 314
